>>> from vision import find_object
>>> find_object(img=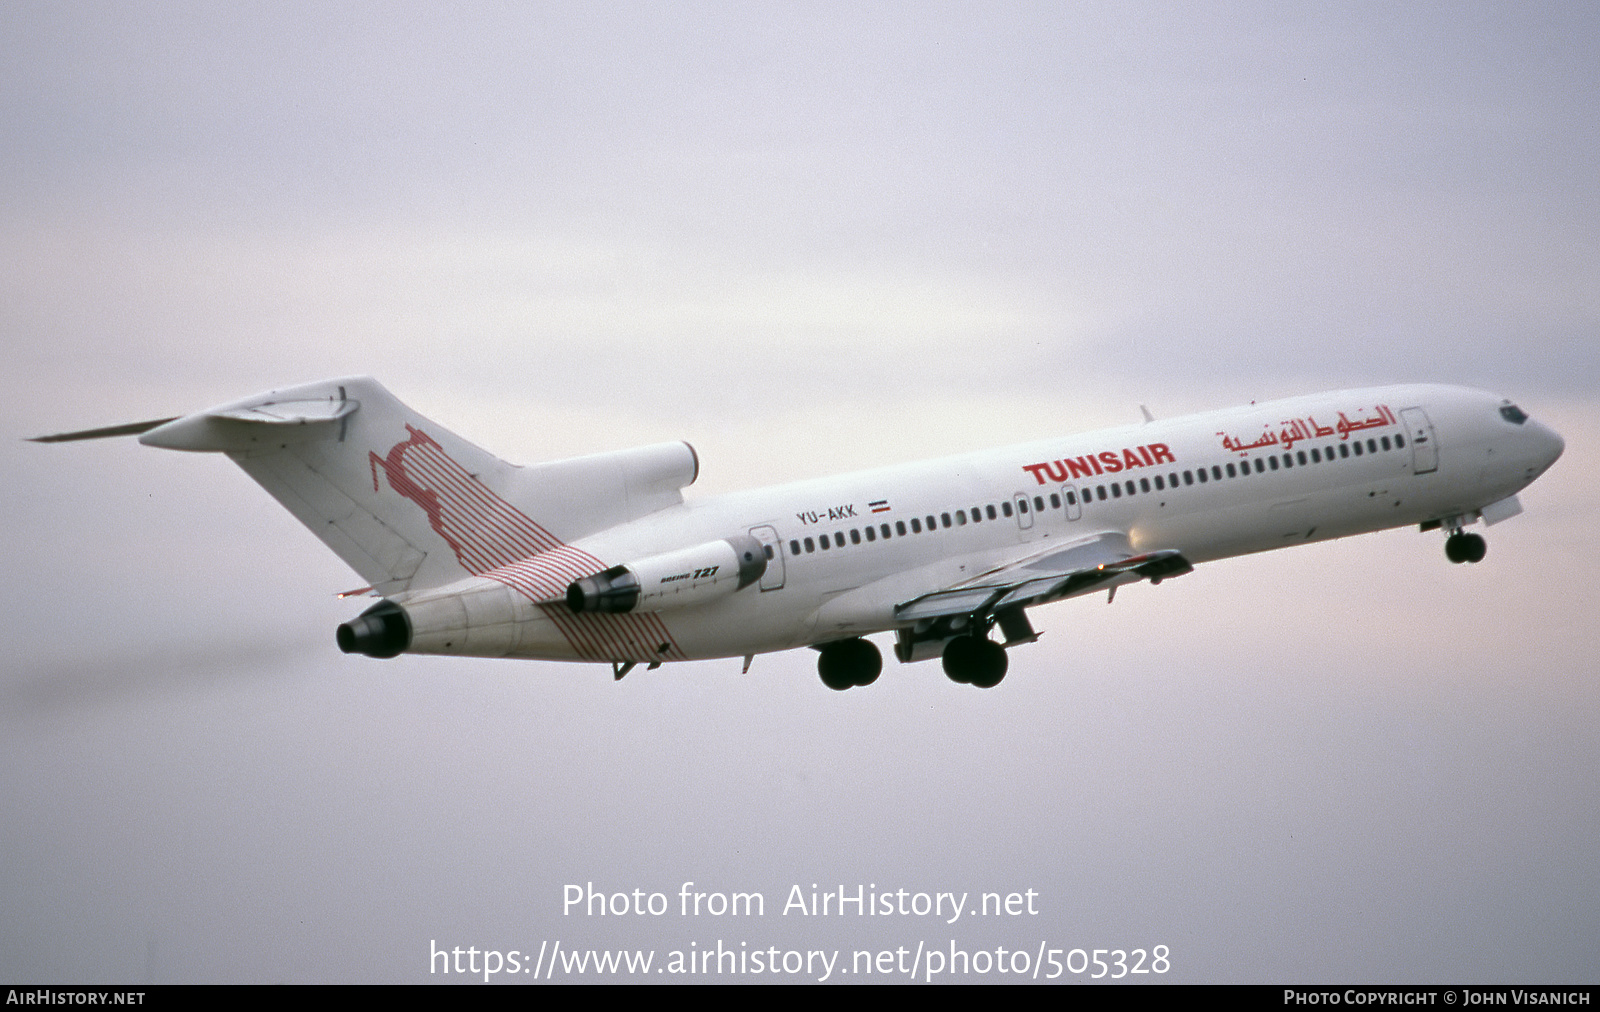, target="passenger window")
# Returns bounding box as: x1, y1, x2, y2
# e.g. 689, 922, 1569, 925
864, 526, 875, 542
1197, 468, 1207, 483
1047, 495, 1058, 510
1140, 478, 1151, 493
1339, 444, 1349, 458
910, 518, 922, 533
1269, 456, 1279, 471
1154, 475, 1164, 491
1111, 483, 1122, 498
987, 504, 998, 520
804, 537, 815, 553
1297, 450, 1307, 465
790, 539, 801, 556
941, 513, 952, 528
1034, 496, 1045, 512
1396, 434, 1405, 448
834, 532, 845, 547
895, 521, 906, 536
1001, 501, 1012, 517
1226, 463, 1237, 478
819, 536, 829, 551
955, 511, 966, 526
1211, 465, 1222, 480
1353, 442, 1363, 456
850, 529, 861, 544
